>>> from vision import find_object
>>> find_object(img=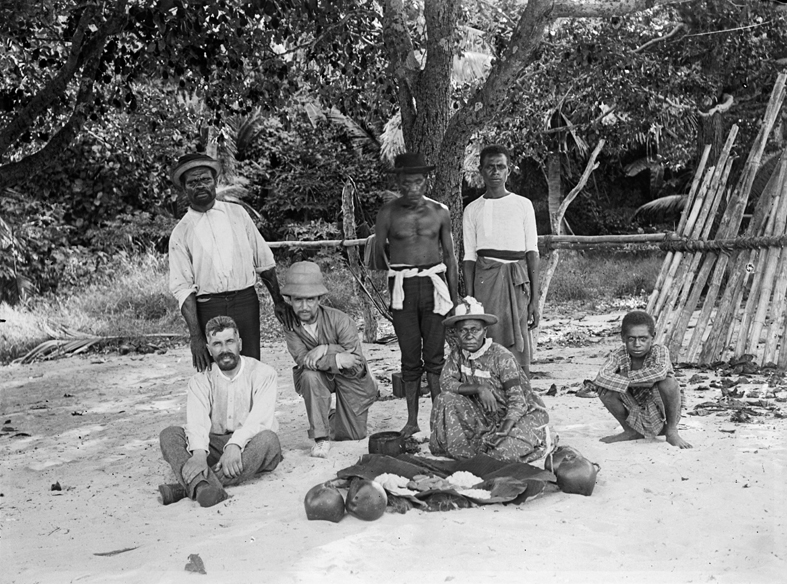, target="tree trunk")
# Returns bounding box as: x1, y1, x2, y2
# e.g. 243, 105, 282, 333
697, 93, 733, 168
546, 151, 563, 234
342, 180, 378, 342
